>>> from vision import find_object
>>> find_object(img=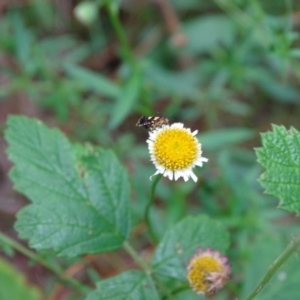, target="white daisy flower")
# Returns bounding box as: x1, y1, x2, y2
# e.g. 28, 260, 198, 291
146, 123, 208, 182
